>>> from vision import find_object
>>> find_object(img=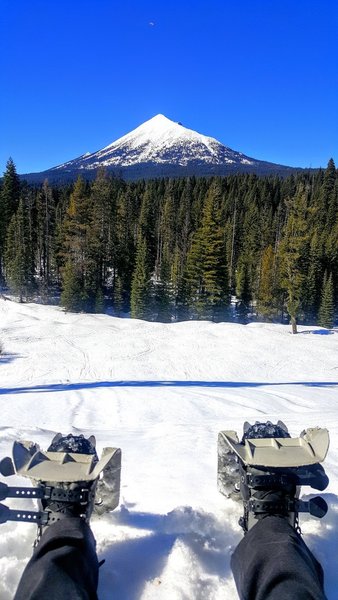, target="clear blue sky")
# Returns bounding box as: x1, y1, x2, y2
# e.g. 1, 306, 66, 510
1, 0, 337, 174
